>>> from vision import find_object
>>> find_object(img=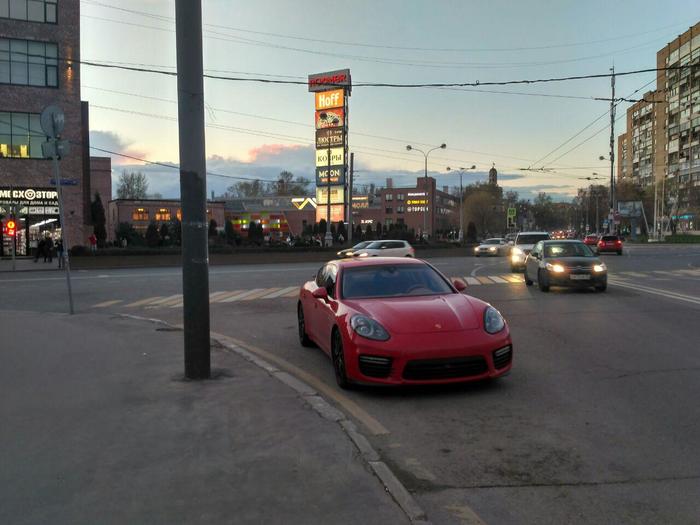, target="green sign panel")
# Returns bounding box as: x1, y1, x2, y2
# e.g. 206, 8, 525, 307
507, 207, 516, 218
